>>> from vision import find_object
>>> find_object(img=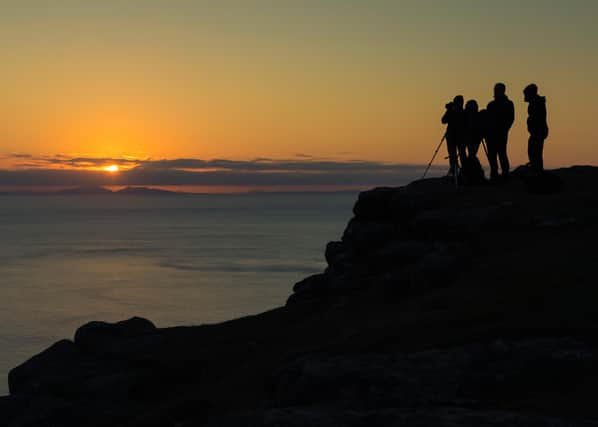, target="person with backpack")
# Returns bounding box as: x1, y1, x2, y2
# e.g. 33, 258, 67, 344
460, 100, 486, 183
486, 83, 515, 181
464, 100, 485, 157
524, 83, 549, 173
